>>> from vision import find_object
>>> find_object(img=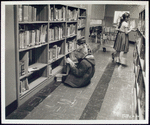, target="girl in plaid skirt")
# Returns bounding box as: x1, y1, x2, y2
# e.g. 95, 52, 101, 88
112, 12, 136, 65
